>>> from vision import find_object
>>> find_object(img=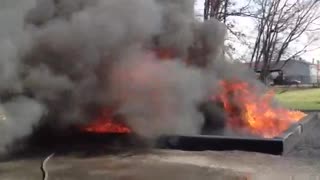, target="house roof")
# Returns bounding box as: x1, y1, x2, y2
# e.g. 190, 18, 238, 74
244, 60, 313, 72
